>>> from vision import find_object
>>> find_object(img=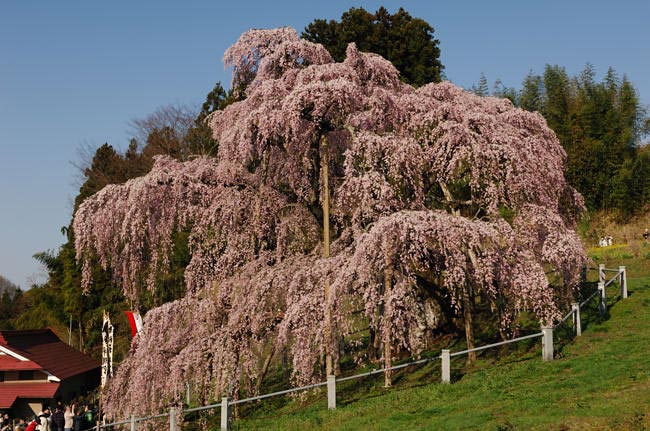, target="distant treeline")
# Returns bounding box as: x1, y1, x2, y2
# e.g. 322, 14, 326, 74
473, 65, 649, 217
